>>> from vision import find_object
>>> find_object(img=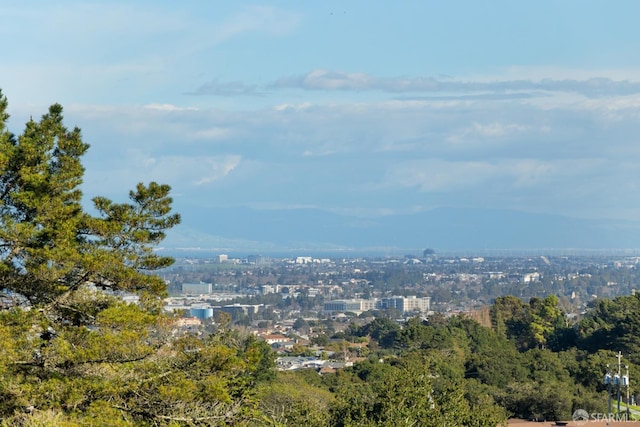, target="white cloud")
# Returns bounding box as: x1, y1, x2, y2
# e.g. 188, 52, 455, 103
82, 151, 242, 200
194, 156, 242, 185
447, 122, 532, 144
302, 149, 337, 157
472, 122, 529, 138
188, 79, 264, 97
270, 69, 640, 100
144, 104, 198, 112
123, 153, 241, 187
380, 157, 610, 199
273, 103, 313, 111
192, 128, 233, 140
302, 69, 378, 90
